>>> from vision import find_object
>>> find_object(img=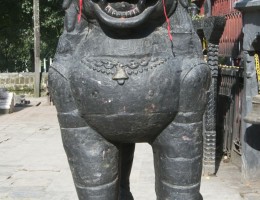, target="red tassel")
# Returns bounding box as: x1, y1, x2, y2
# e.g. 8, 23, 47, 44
162, 0, 173, 41
78, 0, 83, 22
